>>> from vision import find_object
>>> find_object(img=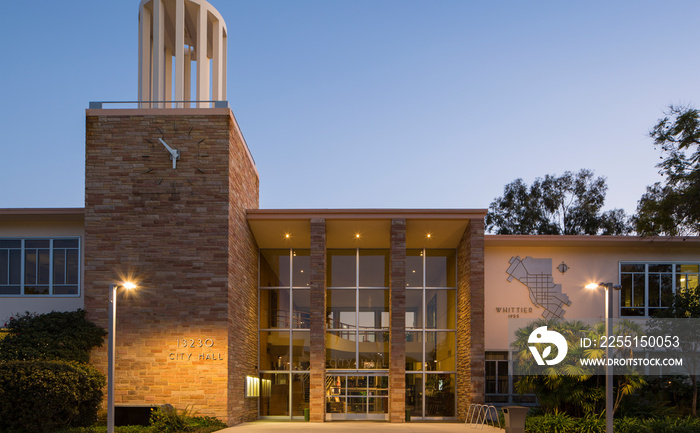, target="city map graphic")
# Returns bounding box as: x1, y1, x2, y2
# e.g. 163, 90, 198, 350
506, 256, 571, 319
